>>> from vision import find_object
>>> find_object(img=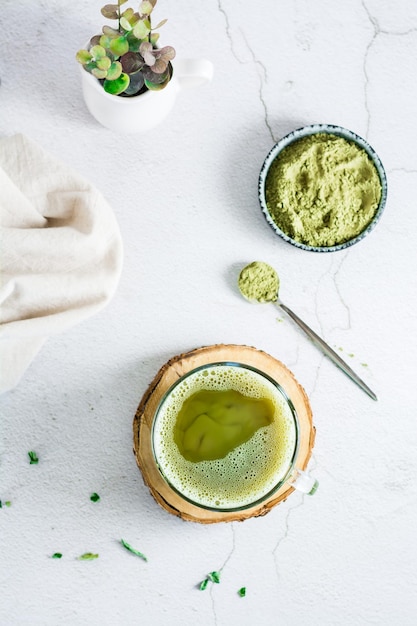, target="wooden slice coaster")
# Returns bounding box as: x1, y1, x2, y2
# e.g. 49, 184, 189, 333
133, 344, 316, 524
